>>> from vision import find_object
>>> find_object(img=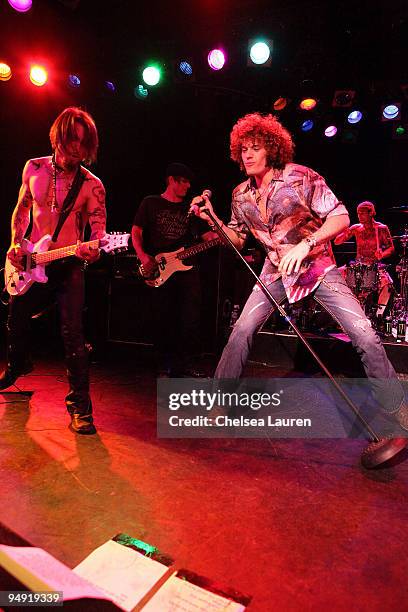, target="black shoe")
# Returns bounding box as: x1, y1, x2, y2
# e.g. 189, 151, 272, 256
0, 363, 33, 390
69, 413, 96, 435
361, 437, 408, 469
